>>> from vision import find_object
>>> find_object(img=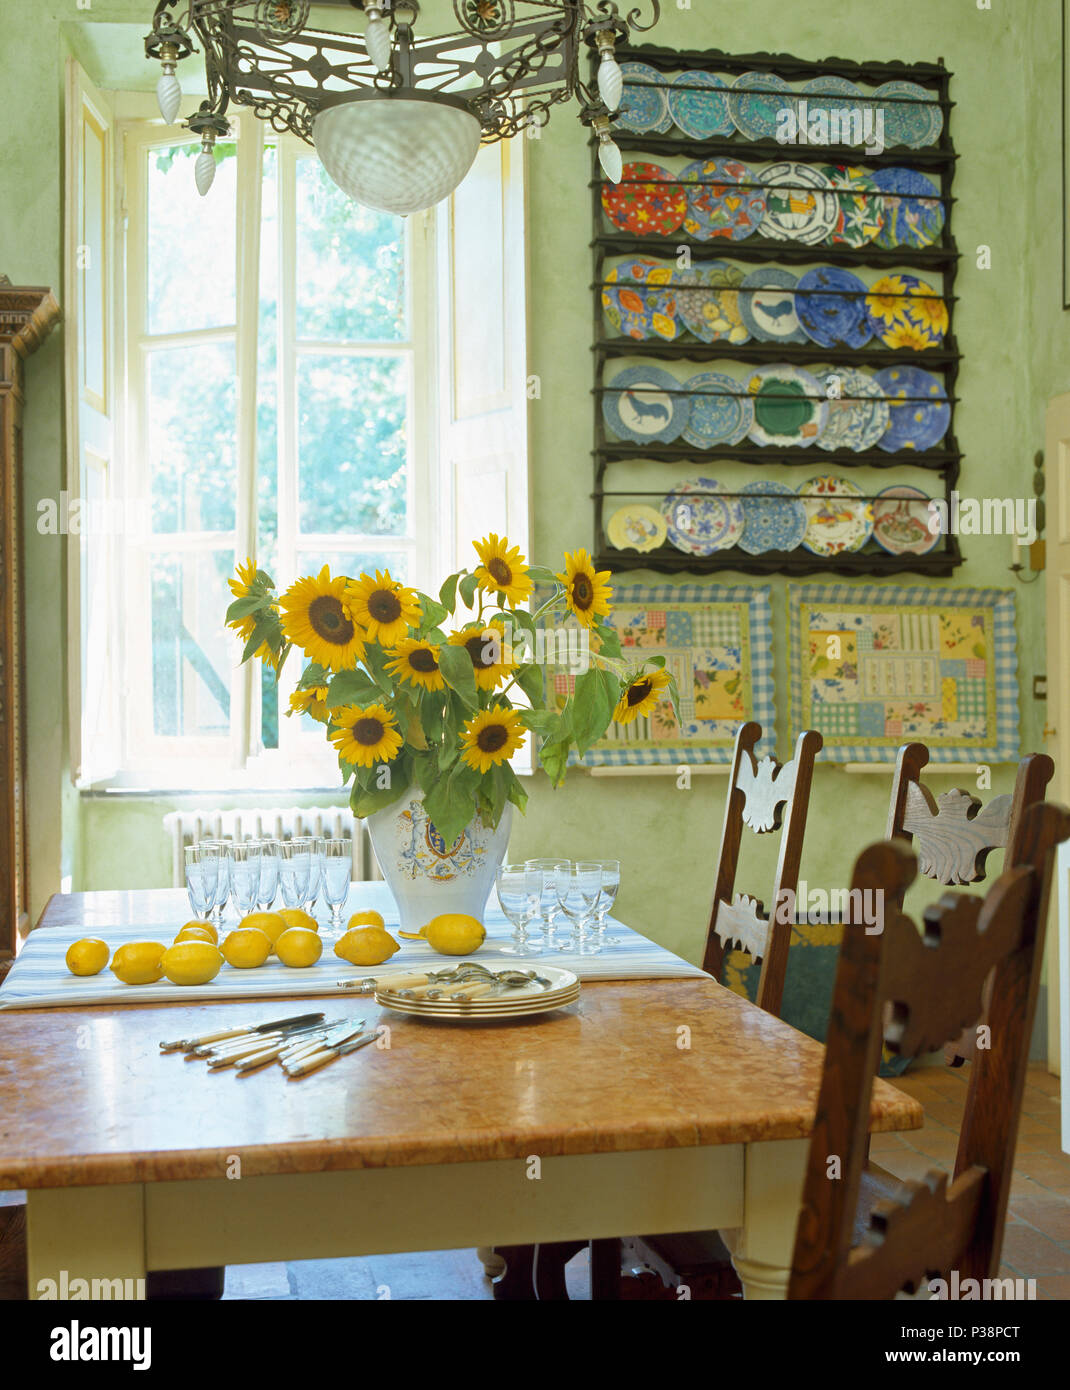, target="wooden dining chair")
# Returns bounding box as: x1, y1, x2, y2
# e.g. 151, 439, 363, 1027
885, 743, 1053, 1065
790, 801, 1069, 1298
